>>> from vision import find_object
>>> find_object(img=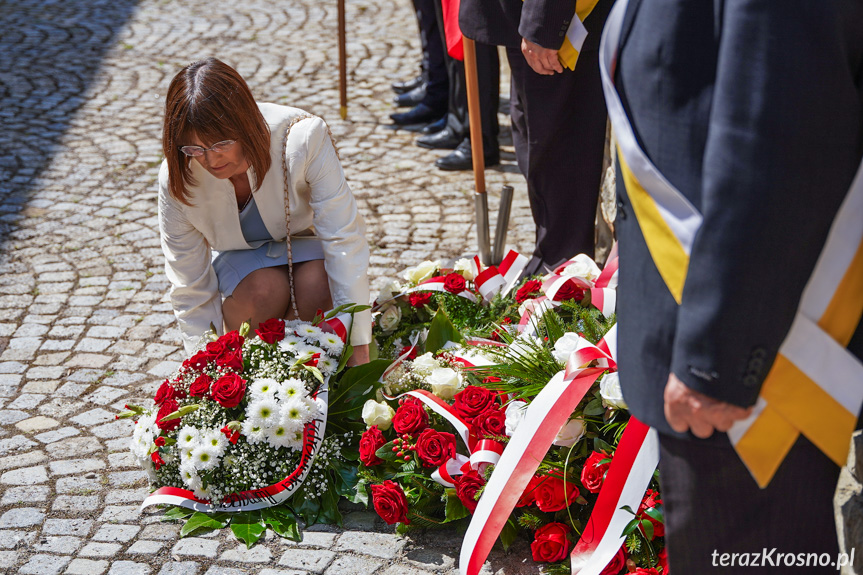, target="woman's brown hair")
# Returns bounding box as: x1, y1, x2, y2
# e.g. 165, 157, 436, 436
162, 58, 271, 204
